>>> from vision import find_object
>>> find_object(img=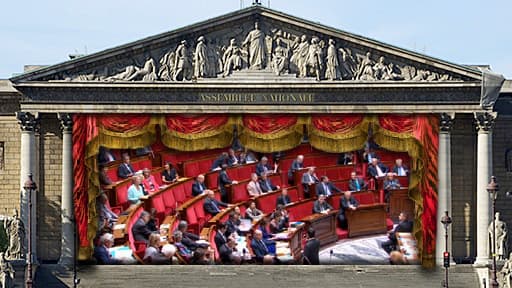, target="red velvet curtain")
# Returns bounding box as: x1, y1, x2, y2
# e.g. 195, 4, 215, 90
242, 114, 298, 134
98, 114, 151, 133
165, 114, 229, 134
311, 114, 365, 133
72, 115, 98, 247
